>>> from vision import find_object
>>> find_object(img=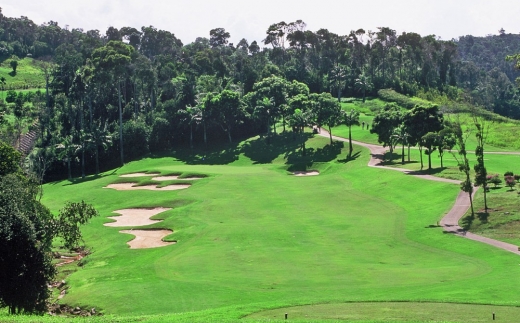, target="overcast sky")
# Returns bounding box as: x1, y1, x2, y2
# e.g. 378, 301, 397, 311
2, 0, 519, 45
